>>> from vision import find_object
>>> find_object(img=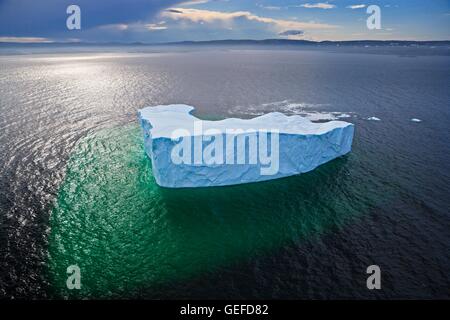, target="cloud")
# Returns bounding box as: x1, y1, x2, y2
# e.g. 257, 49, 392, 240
166, 9, 184, 14
0, 0, 182, 37
346, 4, 367, 9
300, 3, 336, 9
161, 8, 338, 31
278, 30, 304, 36
179, 0, 210, 5
97, 24, 129, 31
257, 5, 282, 10
0, 36, 53, 43
145, 22, 168, 31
